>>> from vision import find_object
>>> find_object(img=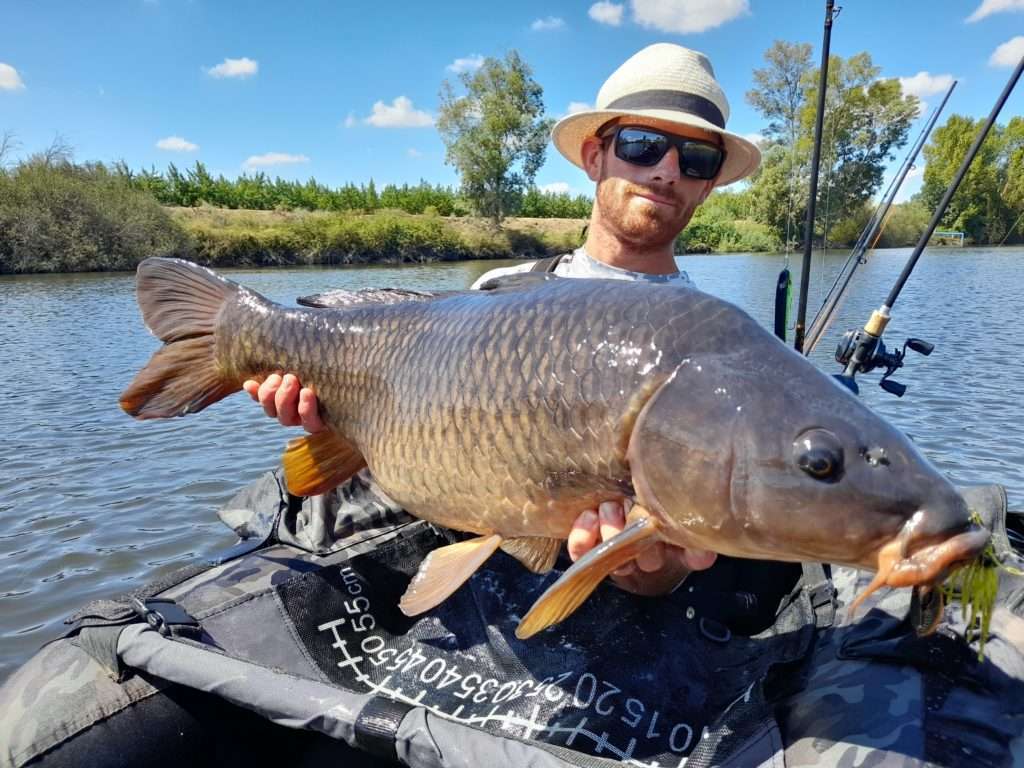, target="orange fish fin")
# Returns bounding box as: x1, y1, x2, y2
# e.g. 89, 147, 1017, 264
120, 336, 239, 419
399, 534, 503, 616
120, 258, 242, 419
516, 512, 661, 639
501, 537, 563, 574
282, 431, 367, 497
